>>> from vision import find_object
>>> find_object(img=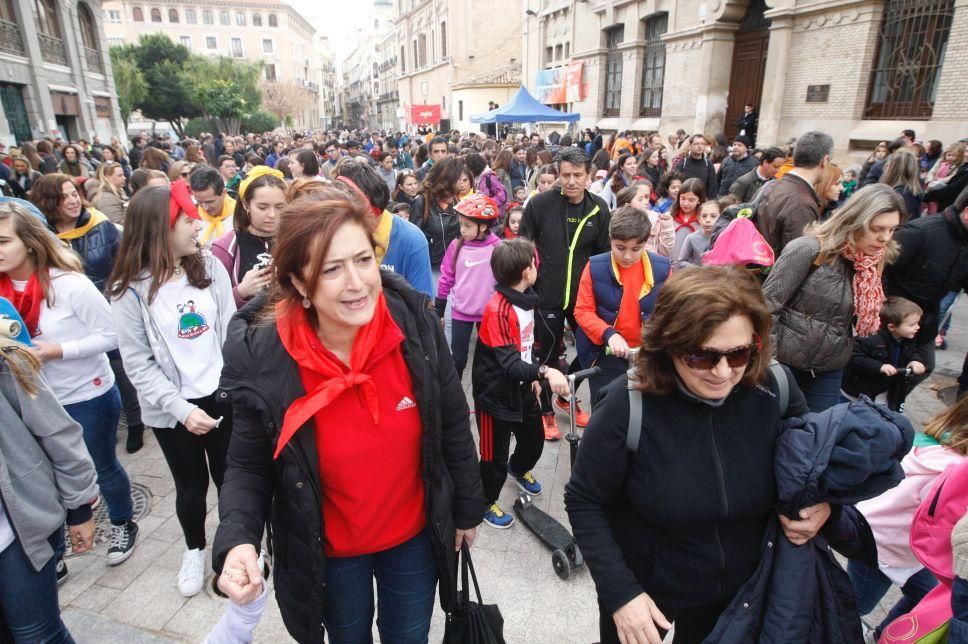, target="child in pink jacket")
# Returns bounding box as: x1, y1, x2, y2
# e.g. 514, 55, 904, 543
435, 194, 501, 378
849, 395, 968, 639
